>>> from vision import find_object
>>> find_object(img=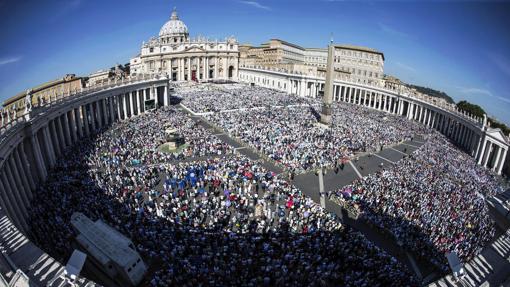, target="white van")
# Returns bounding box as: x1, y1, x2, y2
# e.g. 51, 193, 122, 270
446, 252, 466, 280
